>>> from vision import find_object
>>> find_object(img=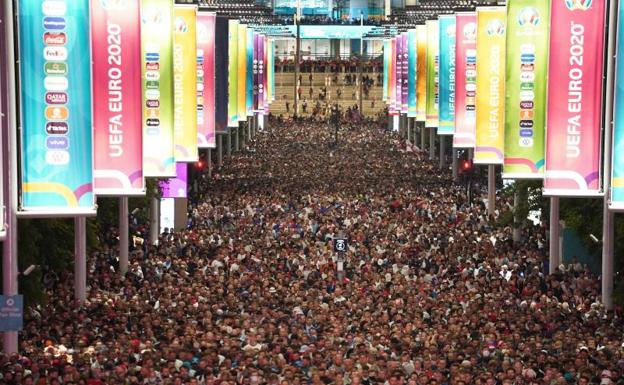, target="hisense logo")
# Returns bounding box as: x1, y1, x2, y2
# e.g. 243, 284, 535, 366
565, 0, 592, 11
